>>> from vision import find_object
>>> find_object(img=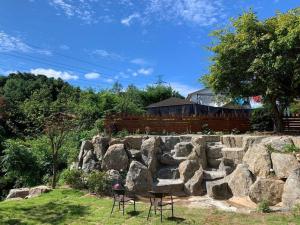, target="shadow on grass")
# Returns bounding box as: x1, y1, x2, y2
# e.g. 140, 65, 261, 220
13, 201, 89, 225
1, 218, 25, 225
167, 216, 186, 223
127, 210, 142, 216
